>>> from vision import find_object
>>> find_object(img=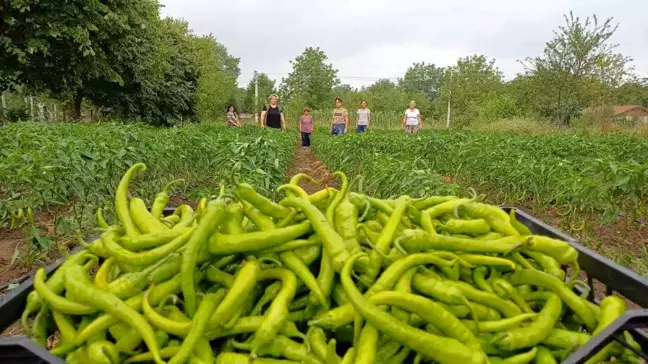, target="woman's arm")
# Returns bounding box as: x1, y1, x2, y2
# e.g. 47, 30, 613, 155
344, 113, 349, 134
367, 111, 372, 130
355, 111, 358, 129
235, 113, 241, 126
280, 112, 287, 130
260, 111, 266, 127
418, 114, 423, 129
